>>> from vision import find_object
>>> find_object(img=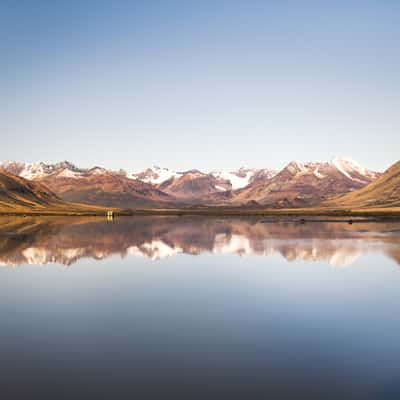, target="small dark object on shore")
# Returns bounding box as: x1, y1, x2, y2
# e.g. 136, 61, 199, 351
300, 218, 305, 224
348, 219, 353, 224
